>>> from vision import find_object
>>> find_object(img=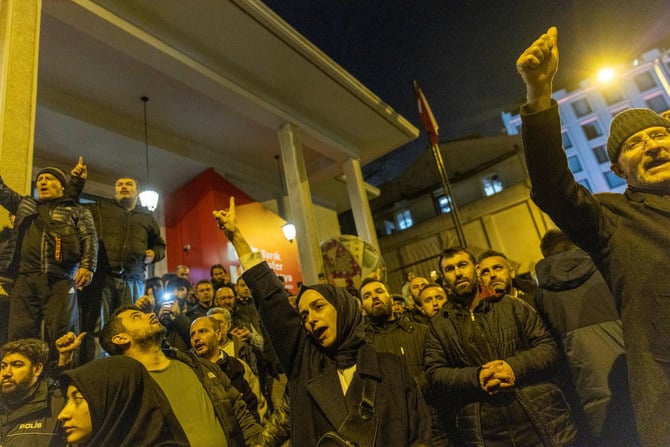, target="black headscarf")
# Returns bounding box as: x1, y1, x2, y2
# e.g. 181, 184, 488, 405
296, 283, 366, 368
60, 356, 188, 447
